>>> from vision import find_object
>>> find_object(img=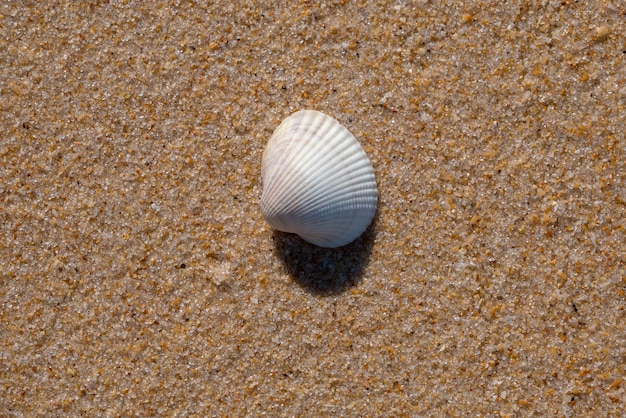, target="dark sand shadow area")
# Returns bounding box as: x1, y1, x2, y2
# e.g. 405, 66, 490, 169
272, 212, 379, 296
